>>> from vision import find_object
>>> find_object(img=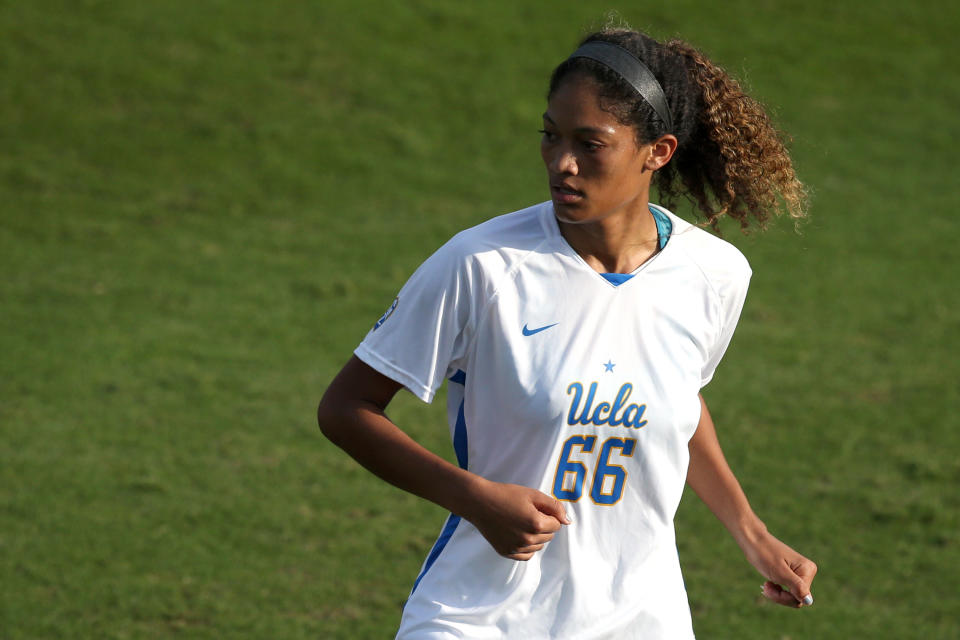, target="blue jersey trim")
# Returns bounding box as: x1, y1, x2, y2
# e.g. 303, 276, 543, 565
601, 207, 673, 286
449, 371, 468, 467
407, 371, 470, 596
453, 399, 469, 468
601, 272, 635, 285
651, 205, 672, 250
410, 513, 462, 595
